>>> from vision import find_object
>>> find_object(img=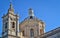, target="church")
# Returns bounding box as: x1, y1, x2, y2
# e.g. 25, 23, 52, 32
2, 2, 60, 38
